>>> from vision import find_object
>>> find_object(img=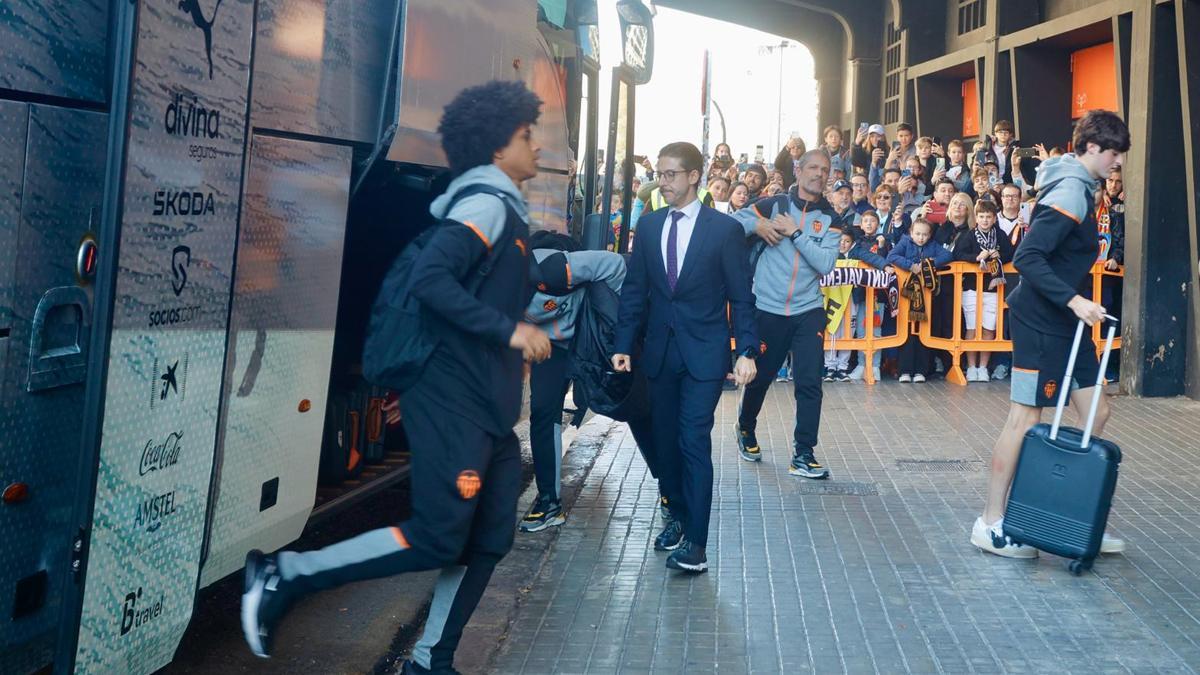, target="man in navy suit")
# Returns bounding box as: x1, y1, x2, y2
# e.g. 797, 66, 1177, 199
612, 142, 759, 573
